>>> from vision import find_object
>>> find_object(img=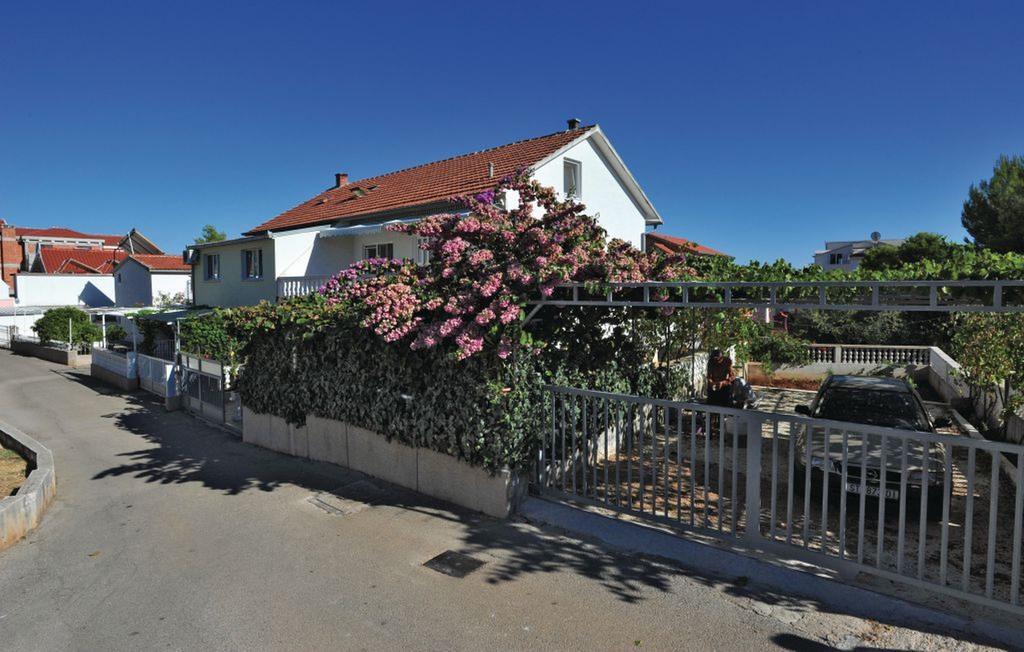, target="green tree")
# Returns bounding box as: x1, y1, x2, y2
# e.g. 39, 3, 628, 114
194, 224, 227, 244
961, 155, 1024, 253
951, 313, 1024, 433
860, 232, 953, 272
103, 323, 128, 343
32, 307, 101, 346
